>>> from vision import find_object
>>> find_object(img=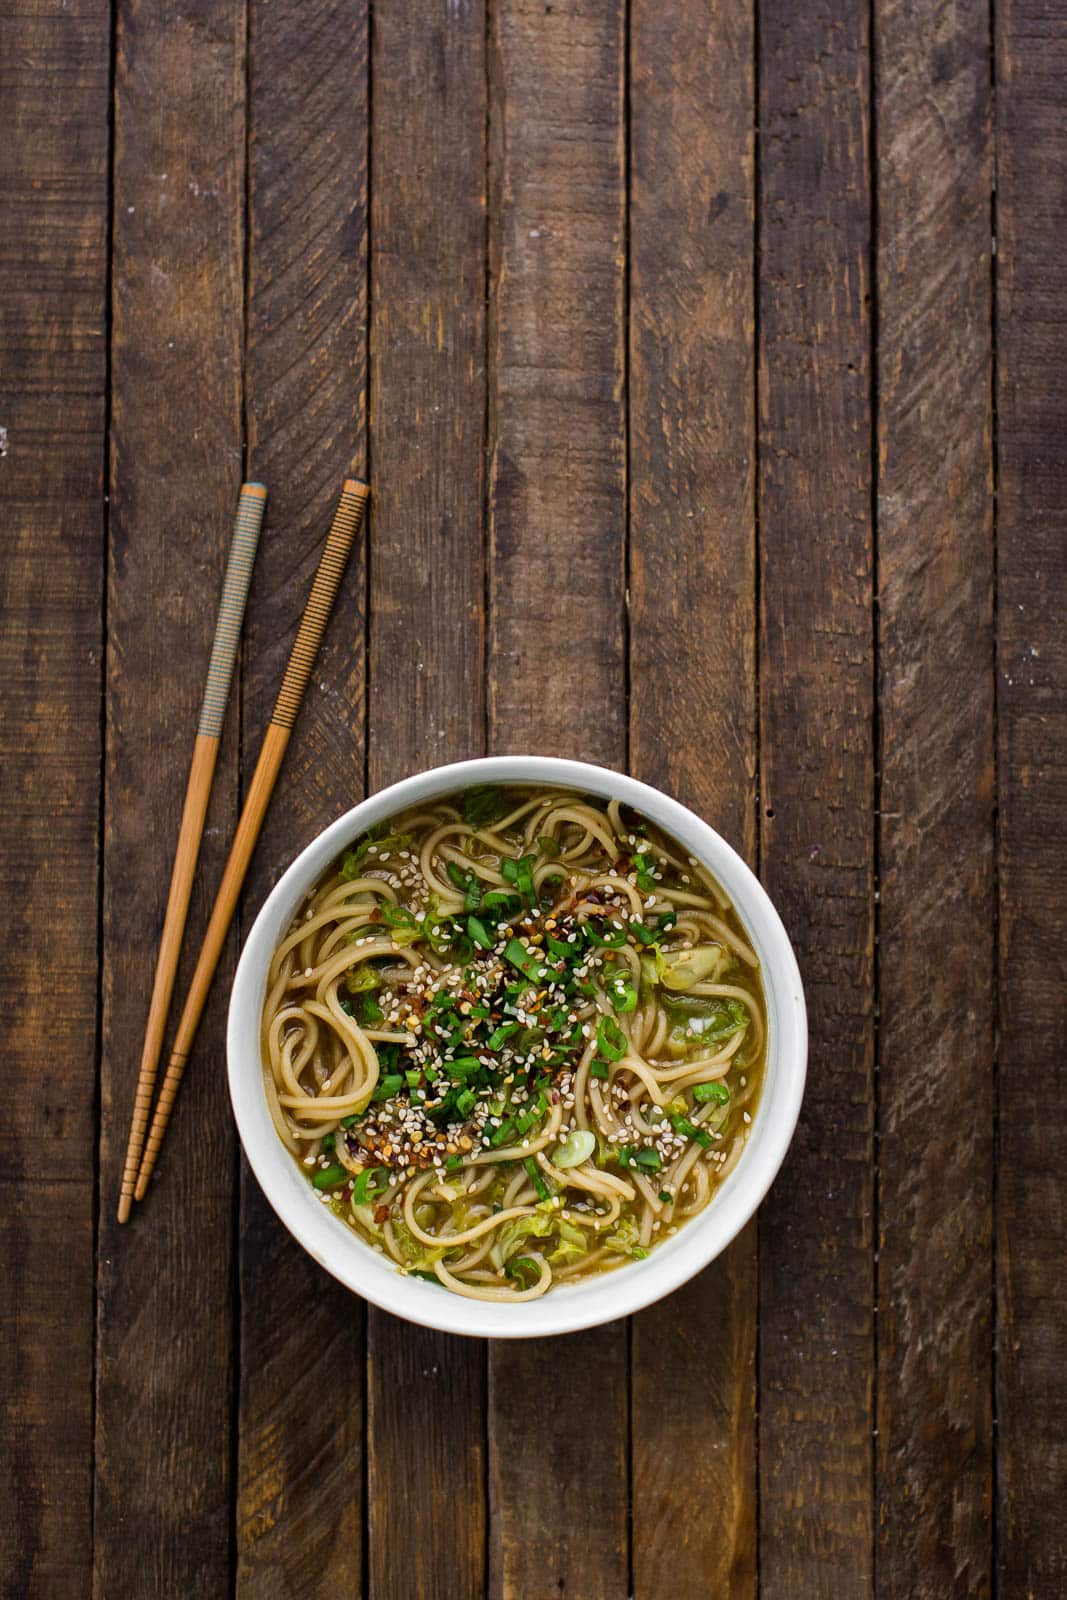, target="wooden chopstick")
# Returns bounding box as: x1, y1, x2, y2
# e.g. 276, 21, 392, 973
117, 481, 267, 1224
132, 477, 370, 1204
